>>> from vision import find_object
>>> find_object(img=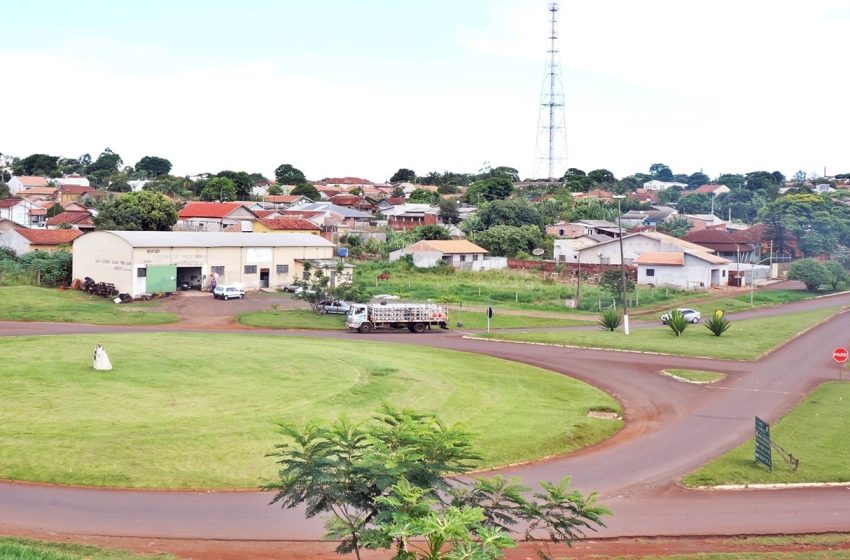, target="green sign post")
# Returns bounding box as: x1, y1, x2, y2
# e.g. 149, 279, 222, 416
755, 416, 772, 470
